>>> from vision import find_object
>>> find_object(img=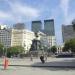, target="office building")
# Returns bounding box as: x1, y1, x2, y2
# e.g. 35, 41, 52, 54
44, 19, 55, 36
43, 19, 56, 47
0, 28, 11, 48
62, 25, 75, 42
38, 31, 56, 48
13, 23, 25, 29
32, 21, 42, 32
